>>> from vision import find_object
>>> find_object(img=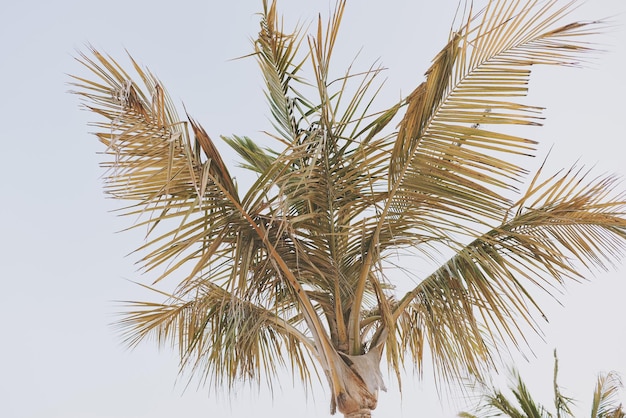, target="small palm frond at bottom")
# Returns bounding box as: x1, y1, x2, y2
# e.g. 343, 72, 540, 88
591, 370, 625, 418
